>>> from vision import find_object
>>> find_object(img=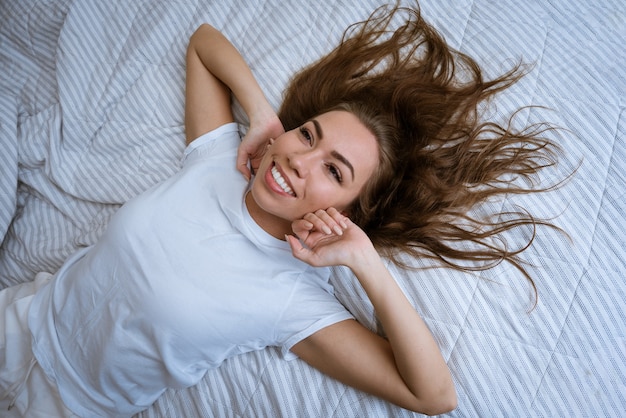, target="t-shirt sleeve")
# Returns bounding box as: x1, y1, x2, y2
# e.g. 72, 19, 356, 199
277, 275, 355, 361
182, 123, 240, 166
